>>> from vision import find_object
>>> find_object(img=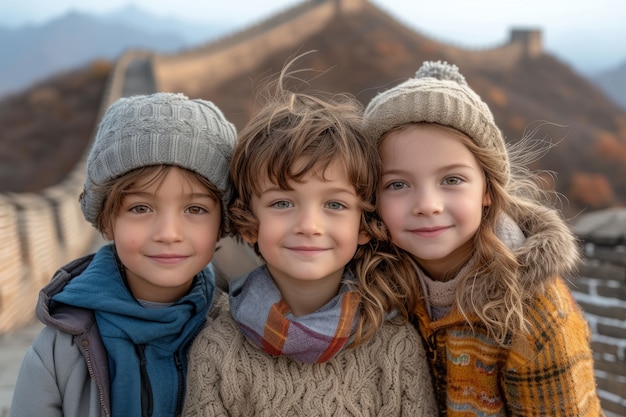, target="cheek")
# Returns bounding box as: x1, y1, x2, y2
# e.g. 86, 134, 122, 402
378, 195, 400, 226
203, 219, 222, 245
255, 220, 279, 250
